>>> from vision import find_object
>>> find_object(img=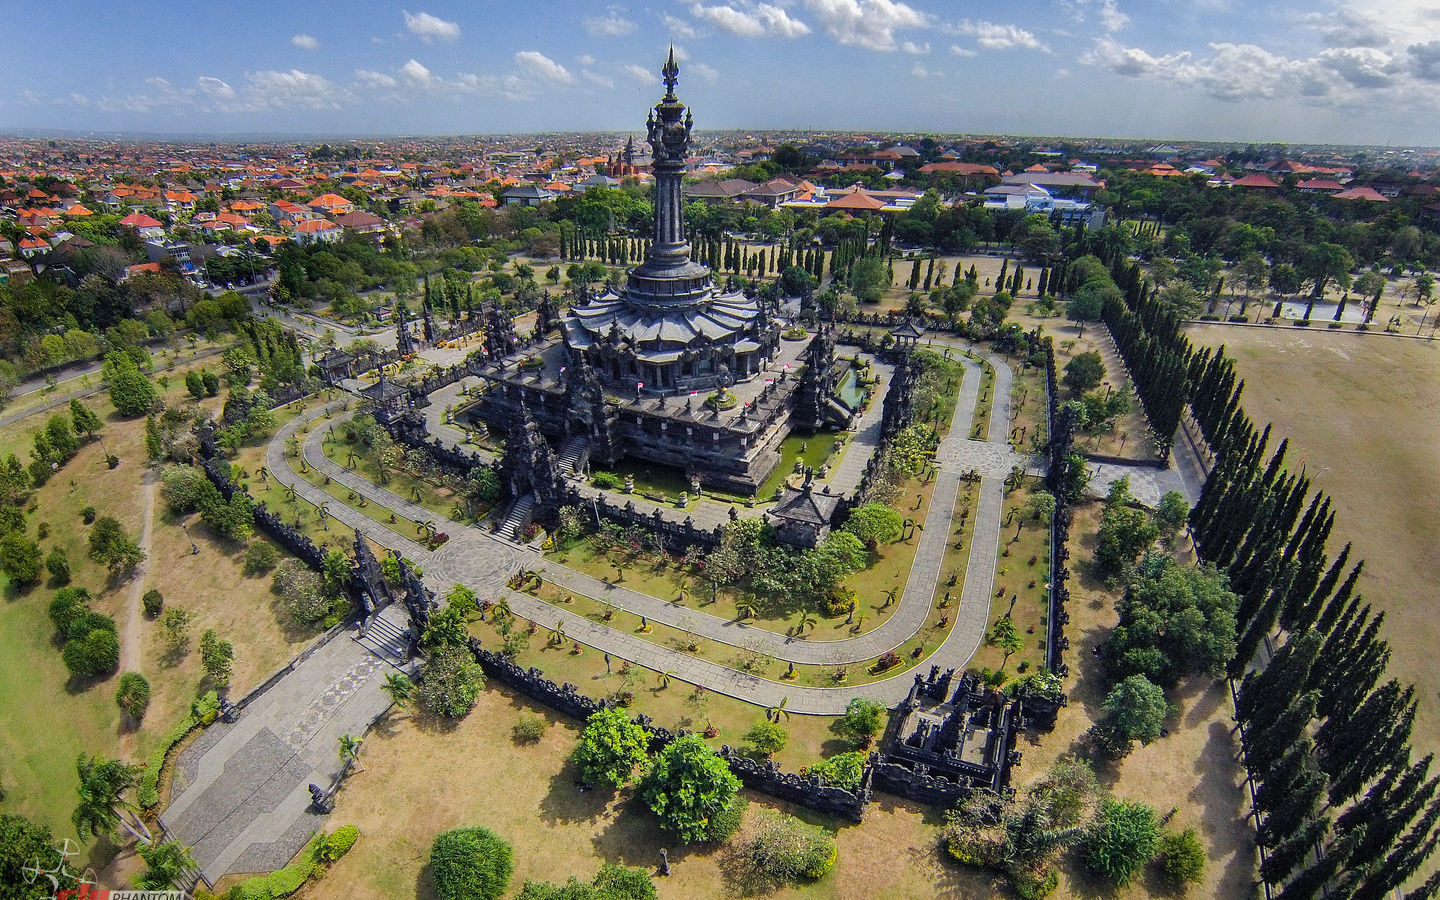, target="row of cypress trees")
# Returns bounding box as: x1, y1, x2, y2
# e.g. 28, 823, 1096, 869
1107, 263, 1440, 897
